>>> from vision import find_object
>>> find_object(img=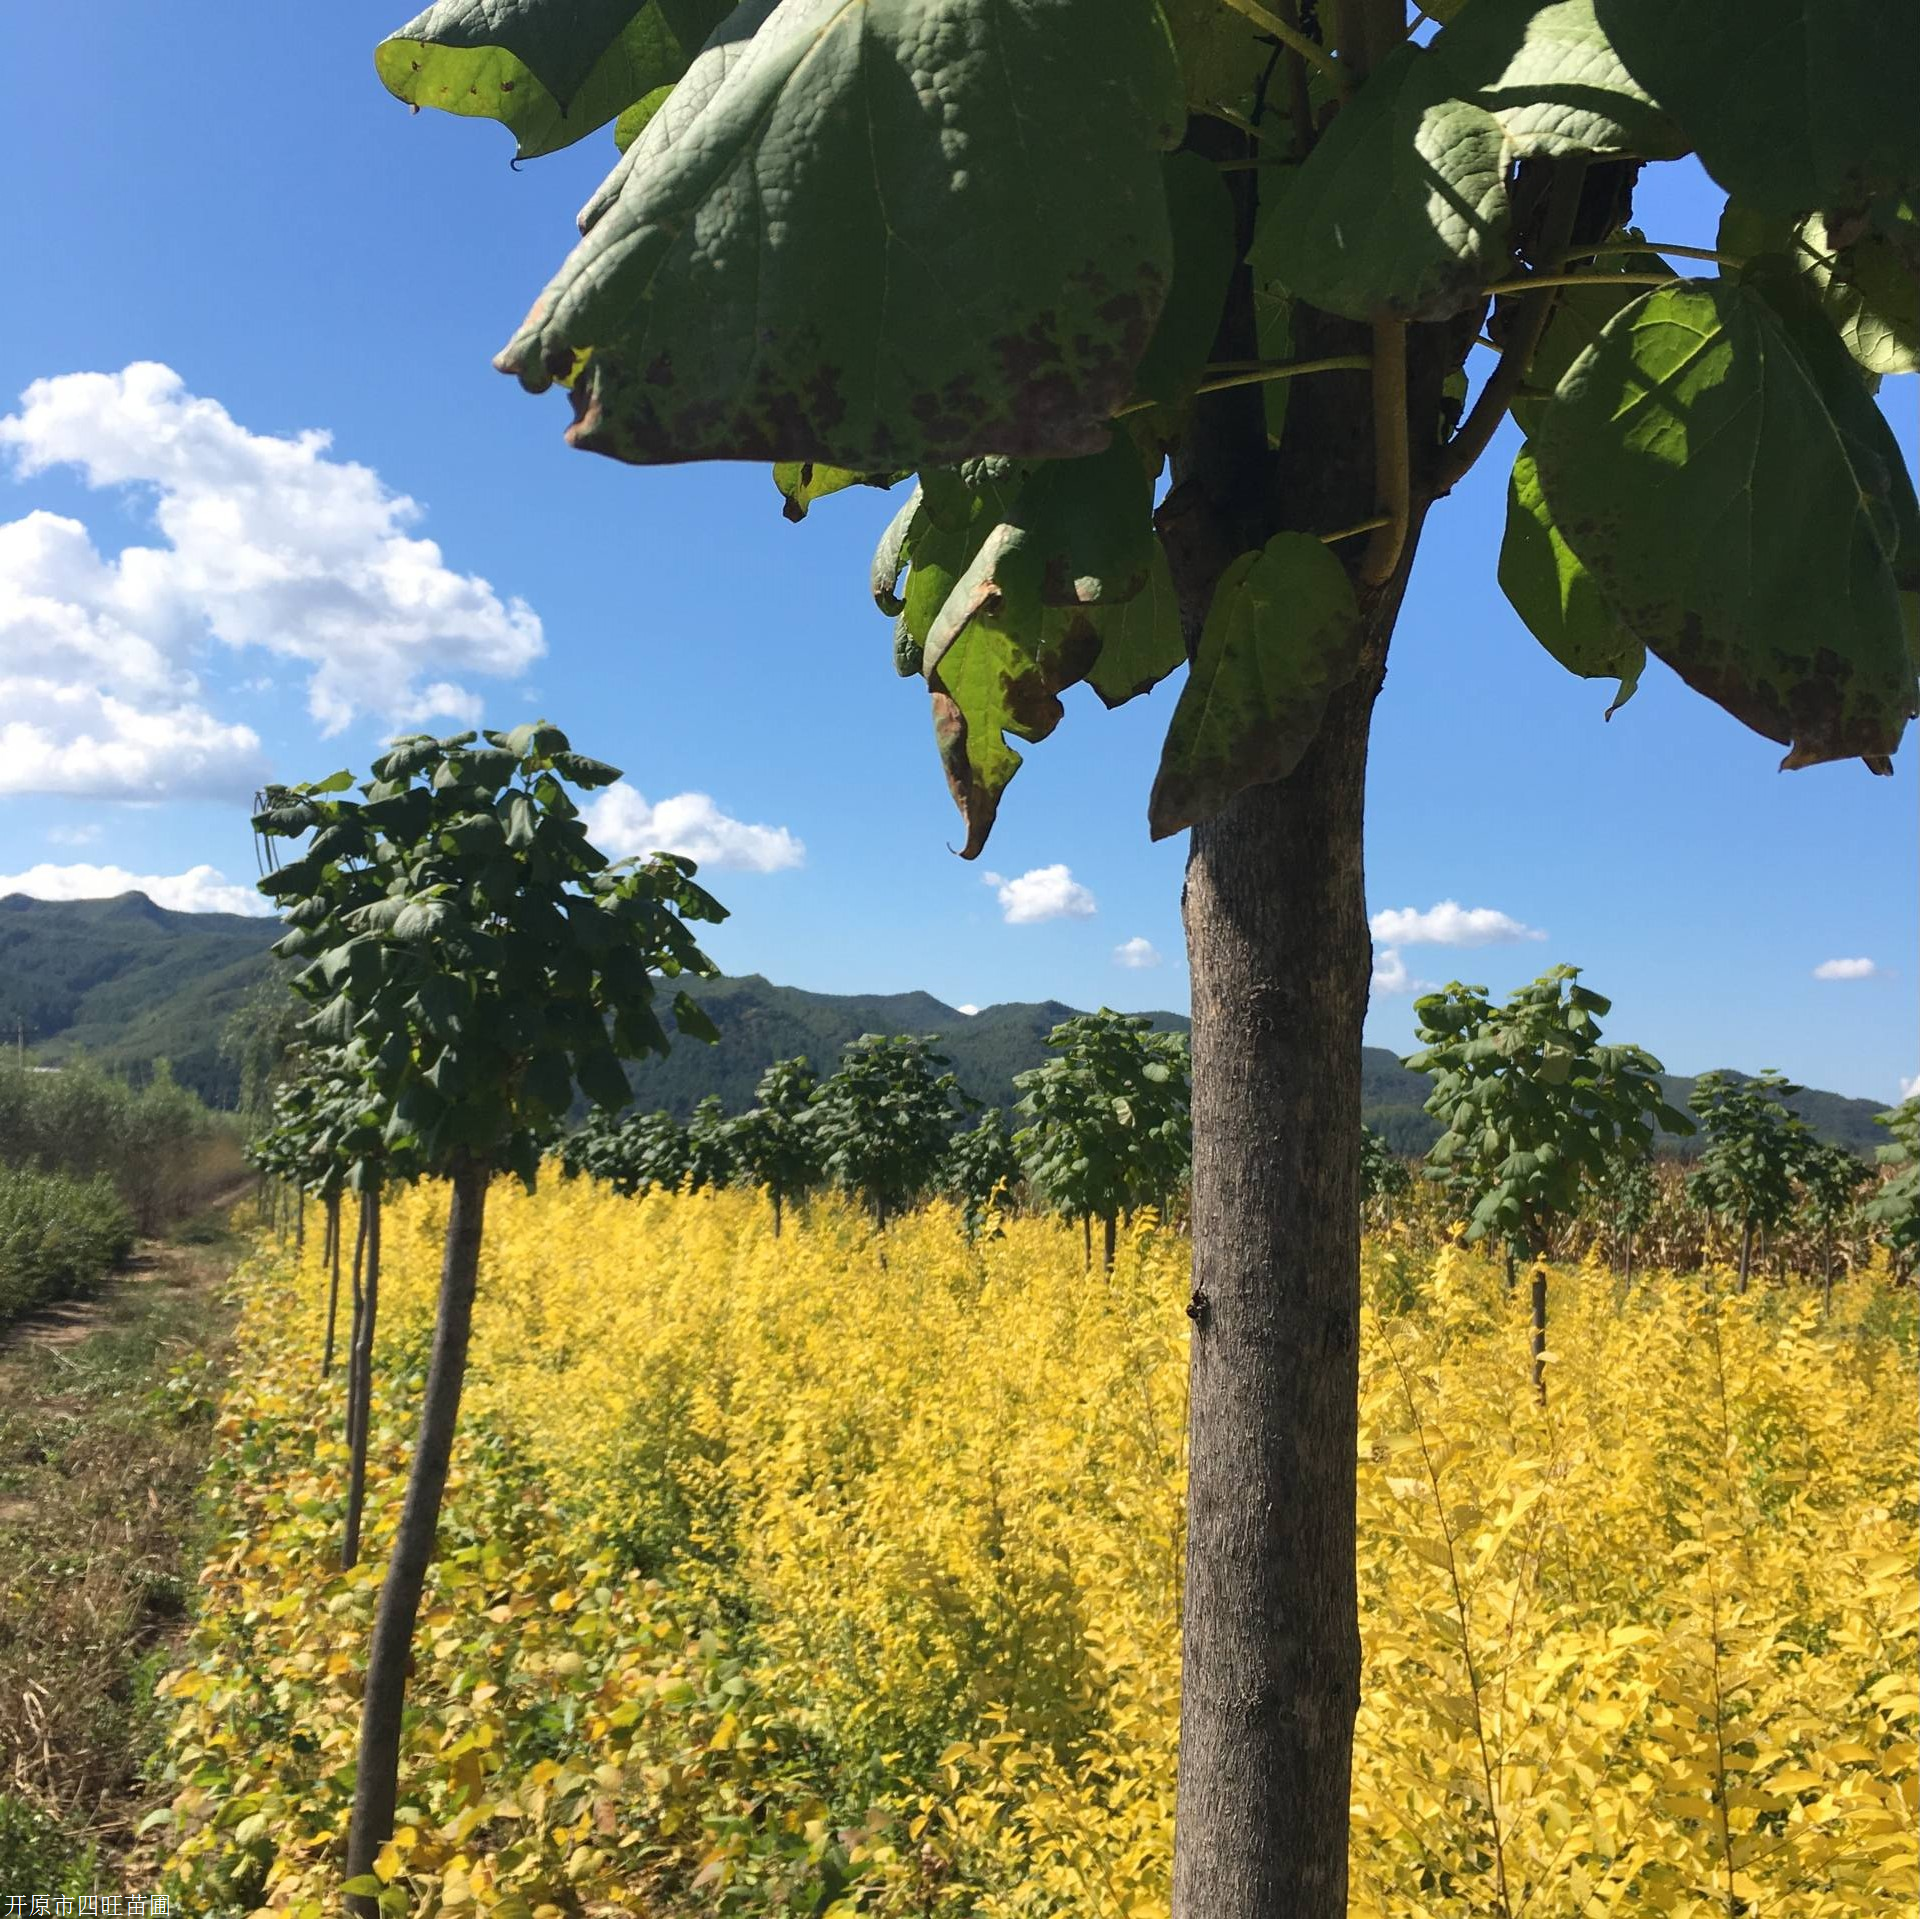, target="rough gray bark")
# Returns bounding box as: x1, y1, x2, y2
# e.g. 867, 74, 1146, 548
345, 1155, 488, 1913
343, 1188, 381, 1573
1531, 1263, 1549, 1404
1171, 666, 1381, 1919
323, 1194, 342, 1377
